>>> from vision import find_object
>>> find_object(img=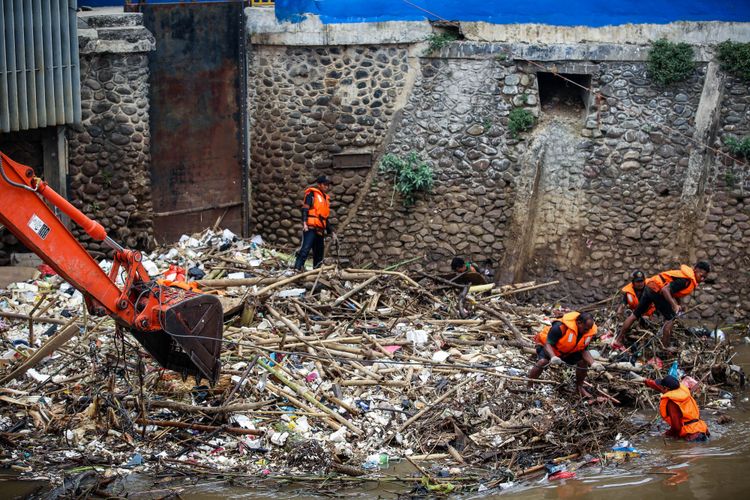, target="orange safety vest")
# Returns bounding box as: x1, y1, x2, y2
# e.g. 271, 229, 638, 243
646, 265, 698, 299
659, 384, 709, 437
622, 282, 655, 316
303, 186, 330, 230
534, 312, 598, 356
